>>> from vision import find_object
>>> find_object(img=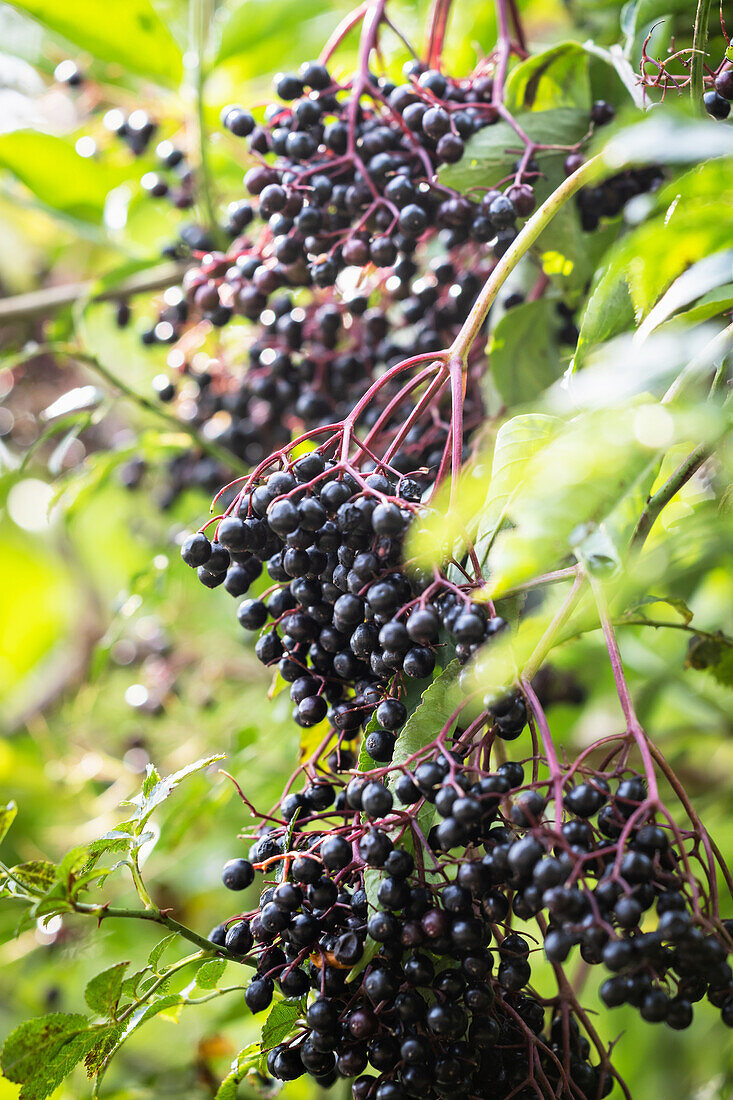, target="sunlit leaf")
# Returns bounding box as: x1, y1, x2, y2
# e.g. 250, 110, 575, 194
6, 0, 182, 85
488, 299, 566, 407
0, 132, 126, 224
